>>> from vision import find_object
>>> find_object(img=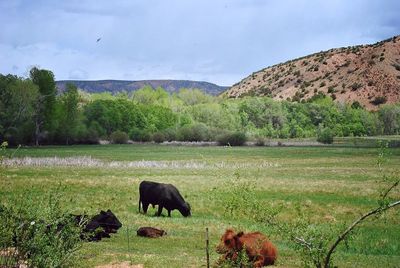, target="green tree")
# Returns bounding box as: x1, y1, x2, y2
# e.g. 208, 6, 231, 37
378, 104, 400, 135
176, 88, 213, 106
0, 75, 39, 144
84, 99, 147, 136
60, 83, 80, 145
132, 86, 169, 105
29, 67, 57, 145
